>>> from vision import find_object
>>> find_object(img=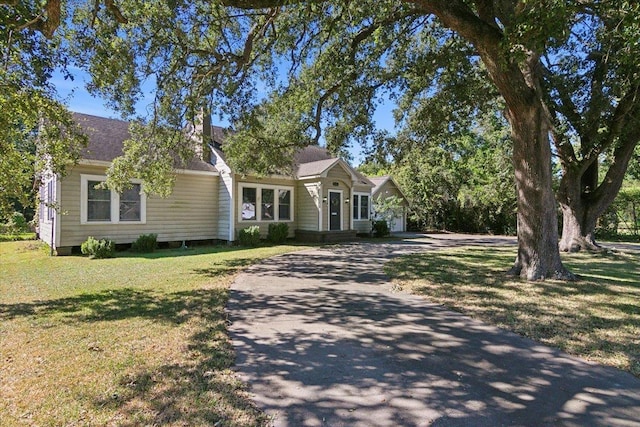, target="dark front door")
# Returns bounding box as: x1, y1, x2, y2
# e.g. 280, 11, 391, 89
329, 191, 341, 231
